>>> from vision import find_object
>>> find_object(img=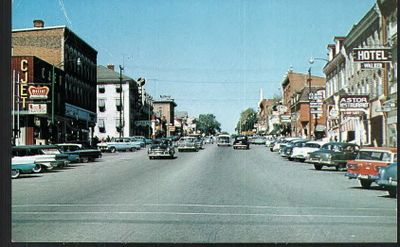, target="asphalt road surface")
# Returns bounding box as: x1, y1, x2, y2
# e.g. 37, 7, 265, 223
12, 144, 397, 243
